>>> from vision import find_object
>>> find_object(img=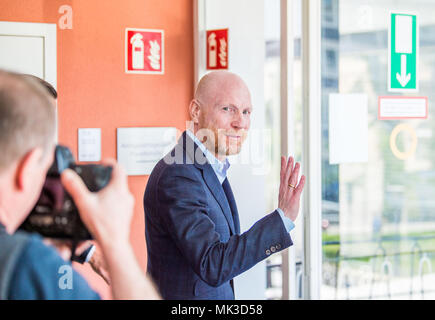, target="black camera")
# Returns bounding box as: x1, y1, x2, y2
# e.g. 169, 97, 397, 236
20, 145, 112, 240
